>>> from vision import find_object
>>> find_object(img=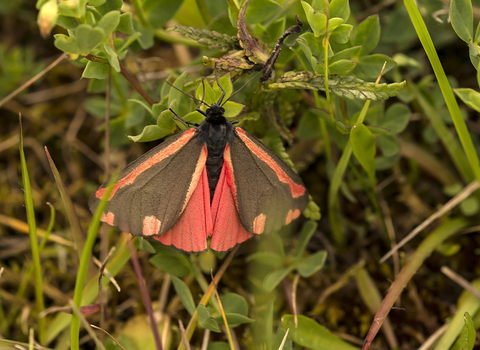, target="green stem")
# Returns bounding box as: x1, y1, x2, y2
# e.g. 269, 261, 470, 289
70, 175, 117, 350
404, 0, 480, 184
362, 218, 468, 349
19, 119, 46, 344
